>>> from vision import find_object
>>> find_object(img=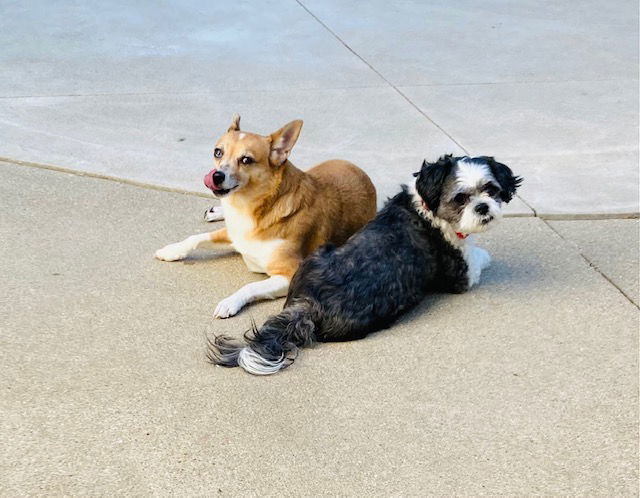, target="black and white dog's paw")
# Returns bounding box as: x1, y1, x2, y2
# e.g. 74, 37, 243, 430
204, 206, 224, 222
474, 246, 491, 270
463, 245, 492, 288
